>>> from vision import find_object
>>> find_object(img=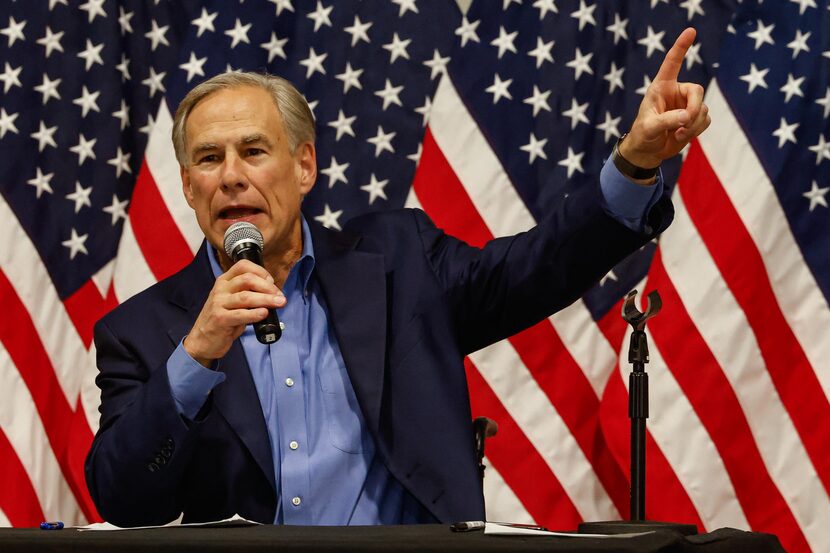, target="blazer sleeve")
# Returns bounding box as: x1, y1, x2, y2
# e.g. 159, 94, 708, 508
413, 177, 673, 355
85, 316, 201, 527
